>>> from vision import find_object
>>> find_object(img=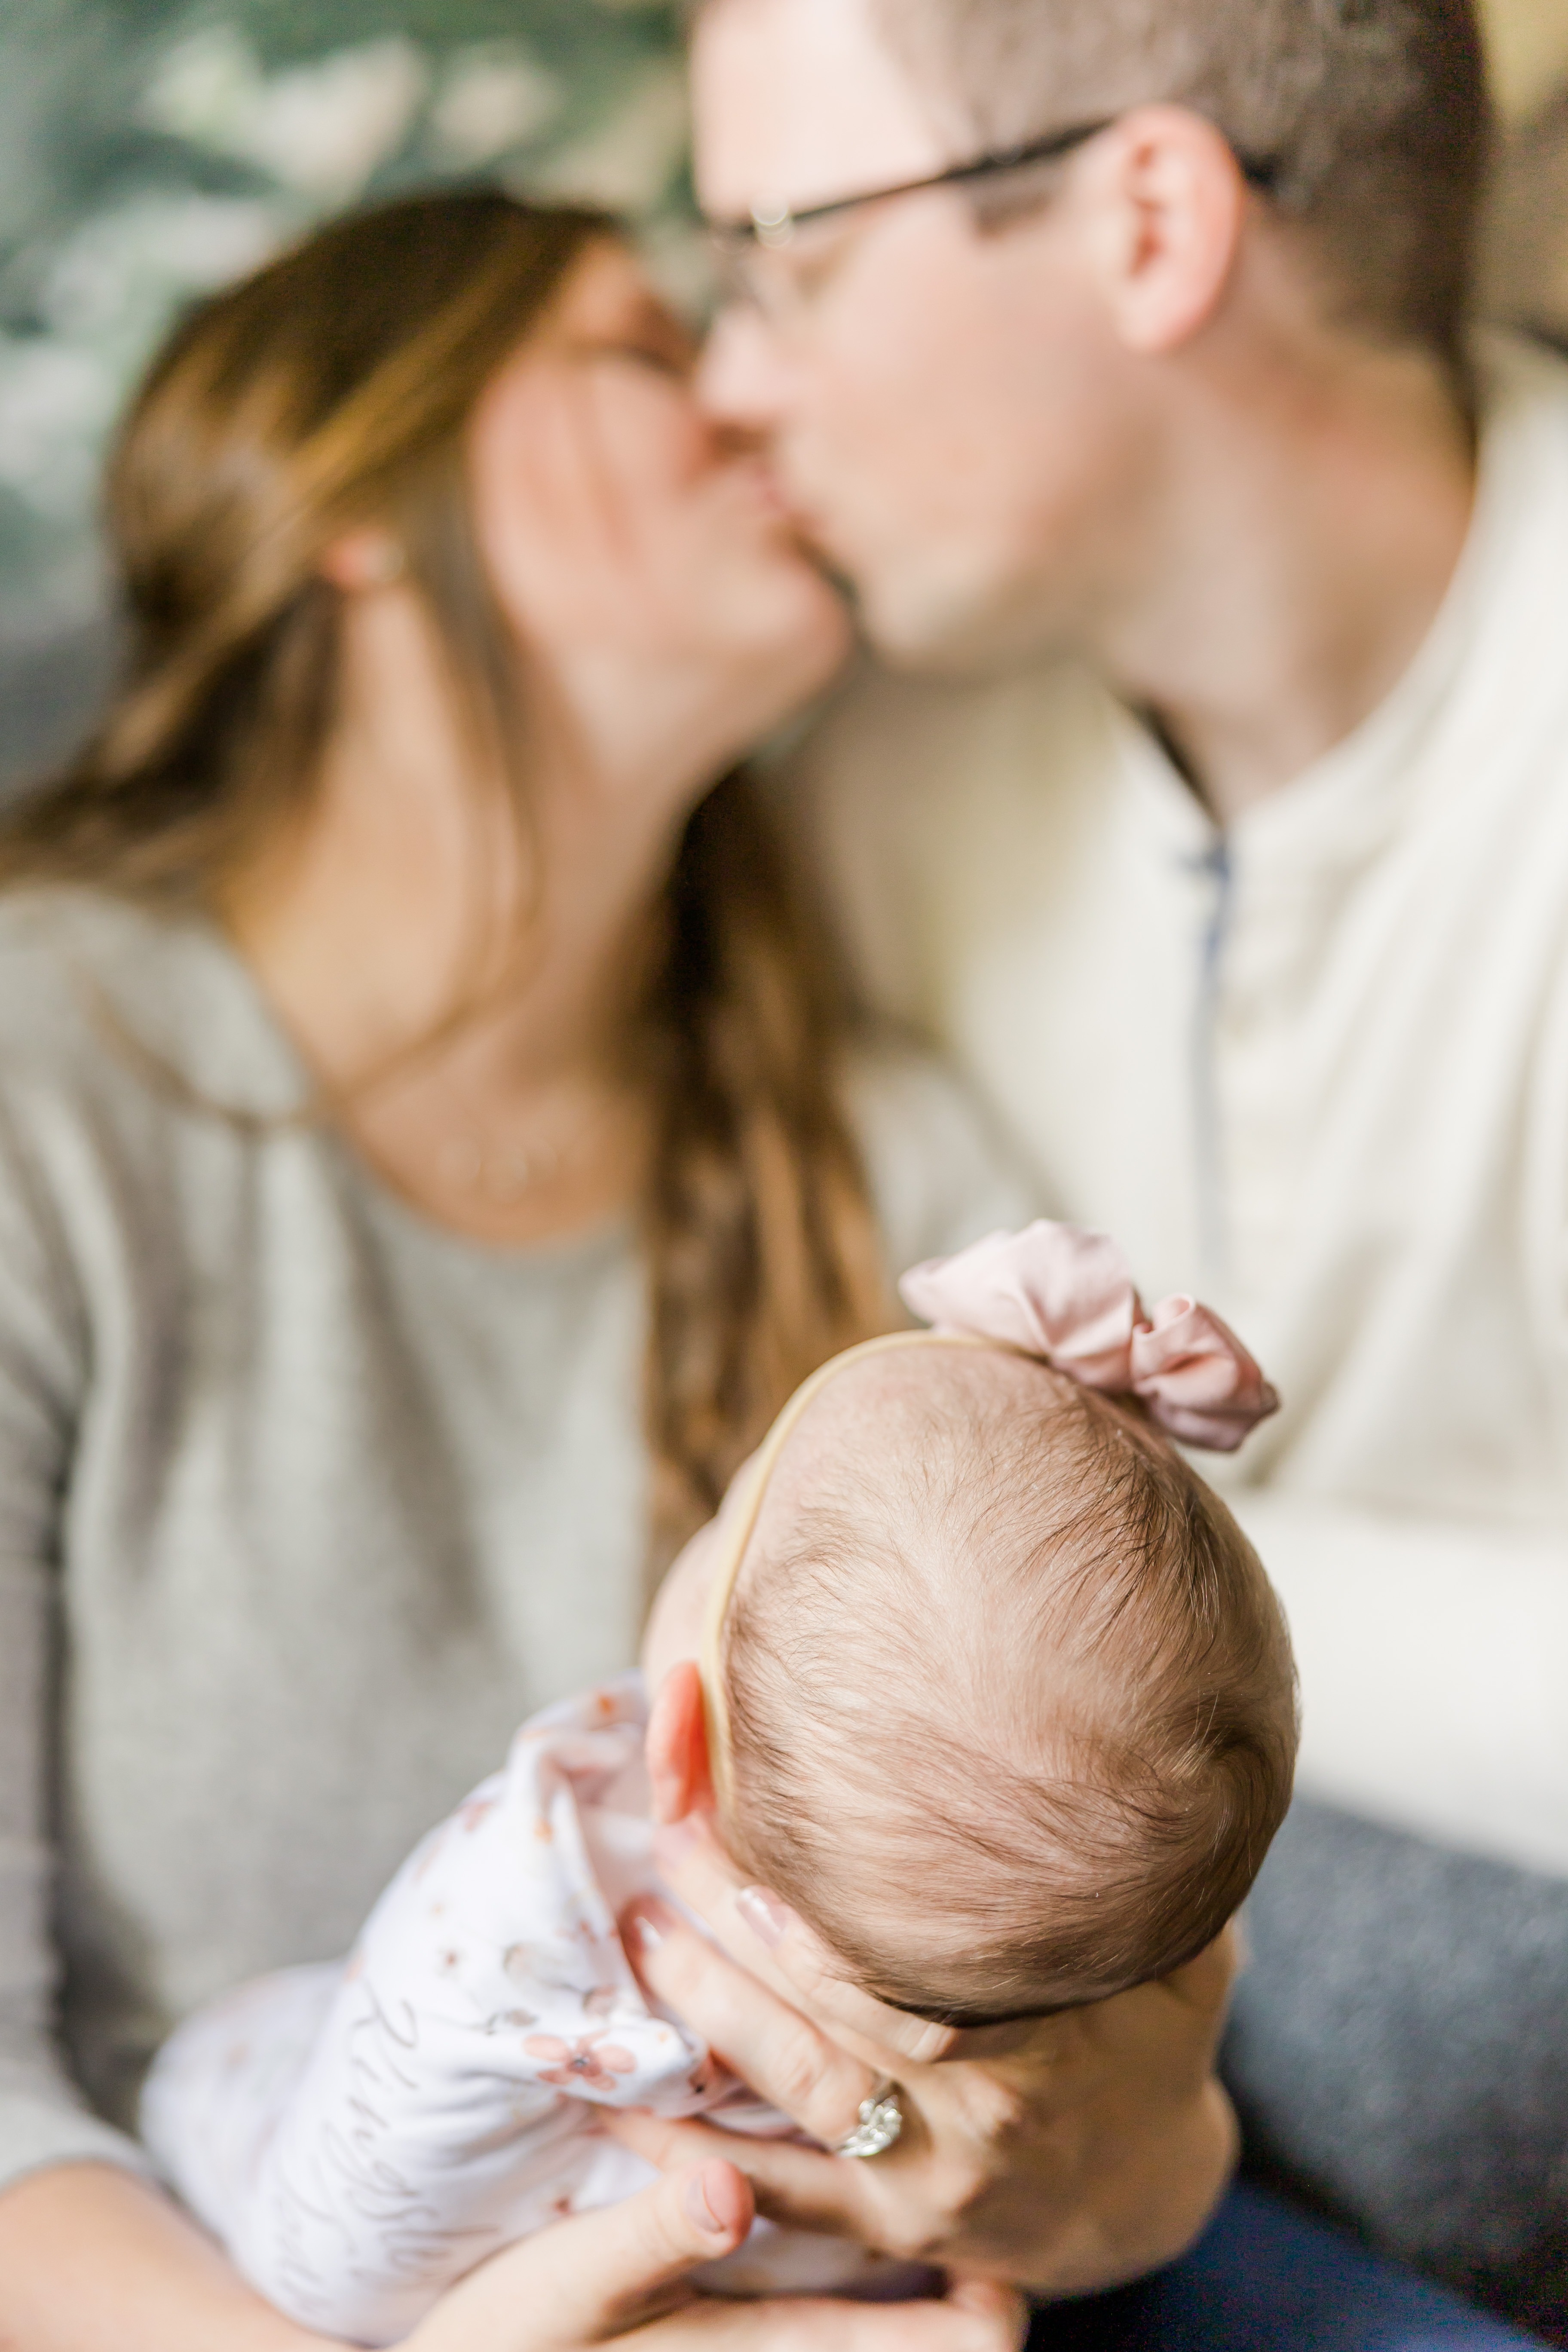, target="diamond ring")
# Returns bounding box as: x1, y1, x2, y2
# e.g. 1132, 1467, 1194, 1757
835, 2085, 905, 2159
